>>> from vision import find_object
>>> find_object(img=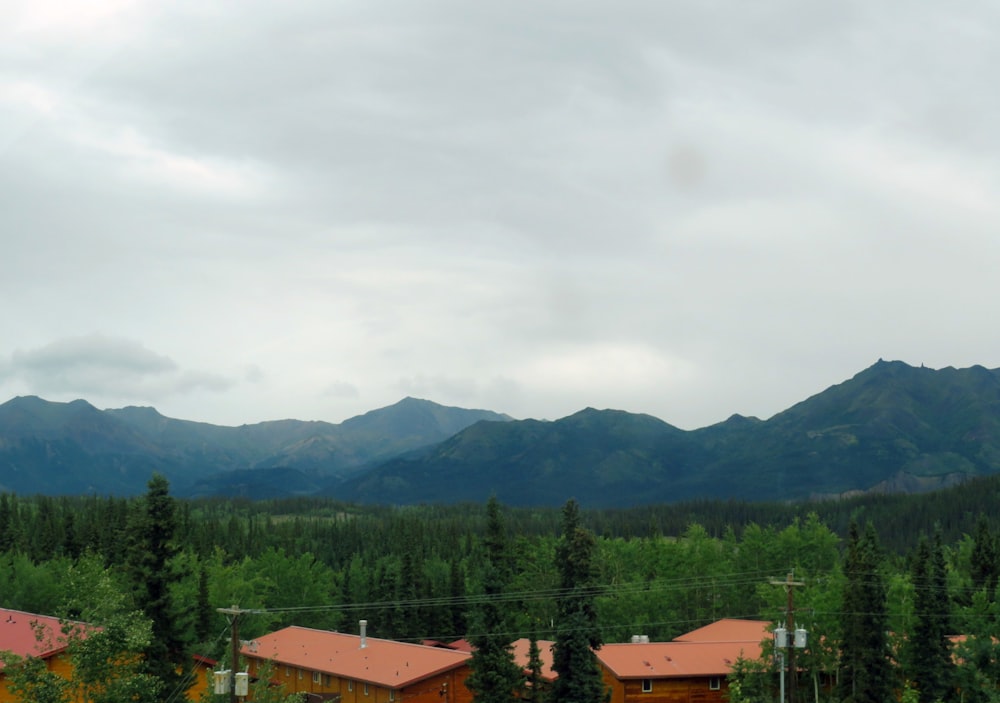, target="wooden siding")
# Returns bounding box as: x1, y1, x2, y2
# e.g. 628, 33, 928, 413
1, 653, 214, 703
600, 666, 729, 703
246, 656, 473, 703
